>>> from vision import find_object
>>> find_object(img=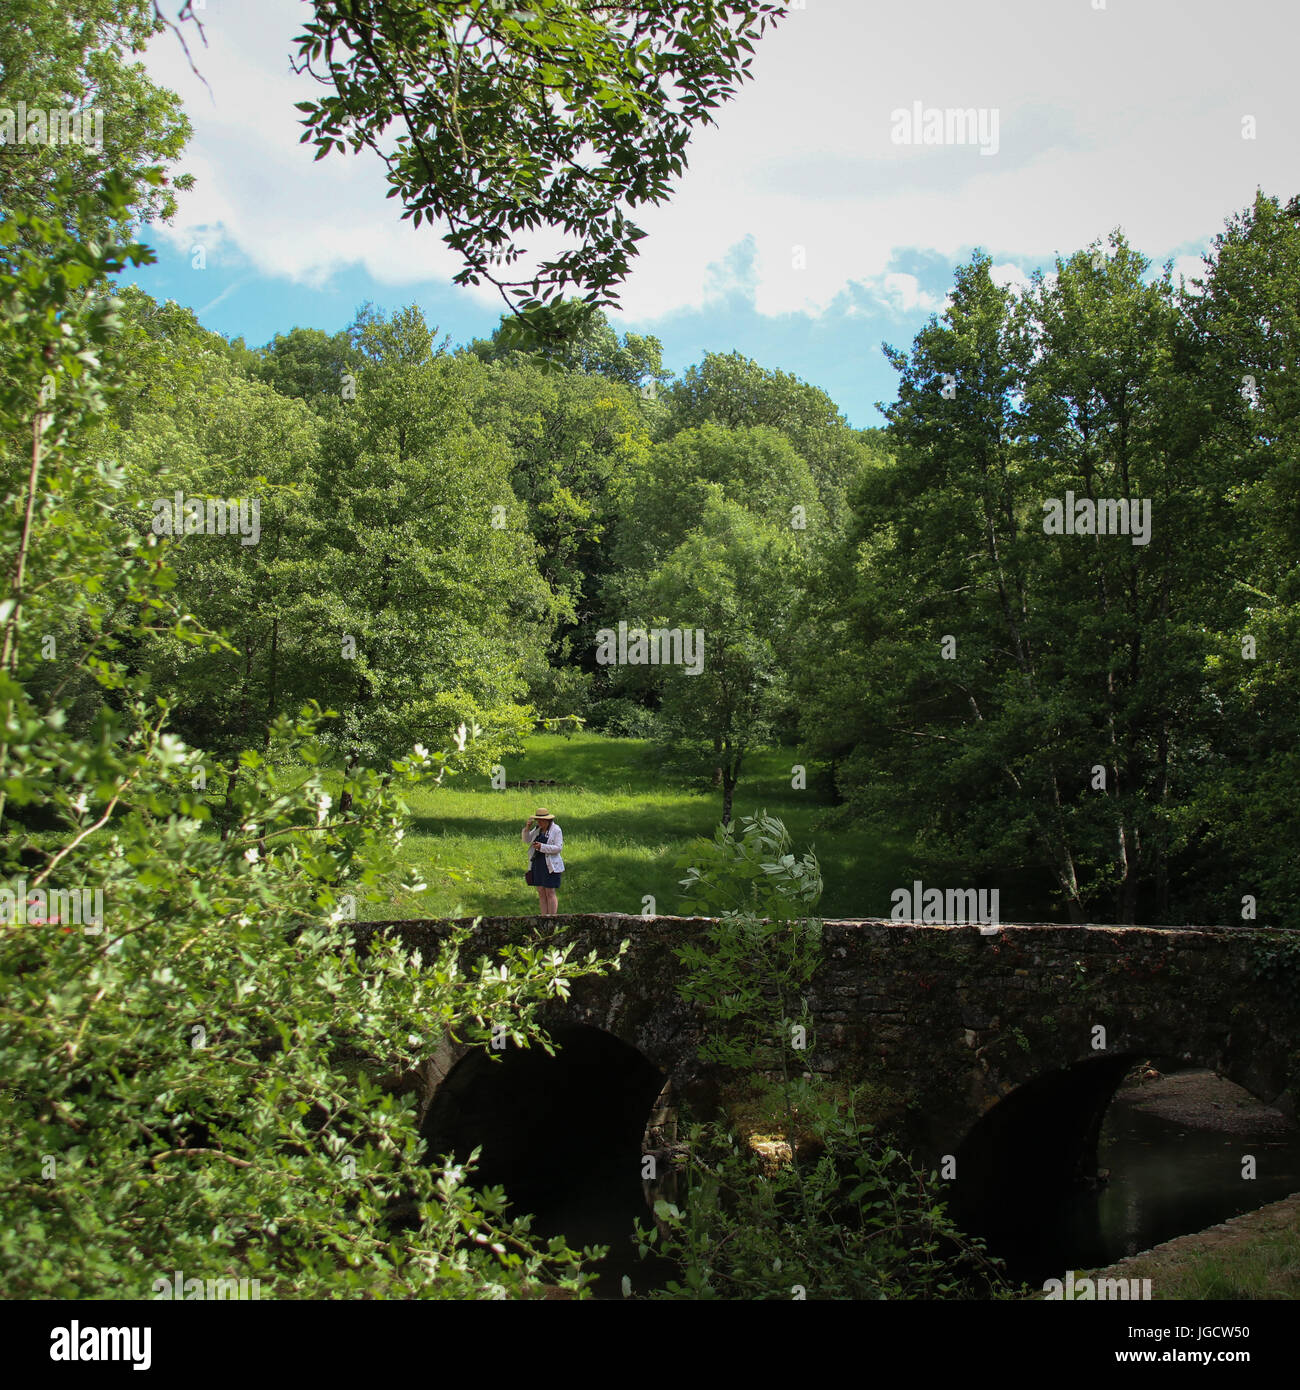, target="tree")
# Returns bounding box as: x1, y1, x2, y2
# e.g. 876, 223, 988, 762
0, 0, 193, 238
0, 146, 625, 1309
1174, 192, 1300, 924
468, 303, 668, 395
104, 296, 556, 783
101, 289, 326, 762
255, 325, 361, 408
798, 245, 1216, 924
1009, 237, 1213, 922
305, 304, 556, 779
610, 421, 823, 583
449, 349, 652, 714
665, 350, 881, 526
287, 1, 787, 349
624, 494, 803, 824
